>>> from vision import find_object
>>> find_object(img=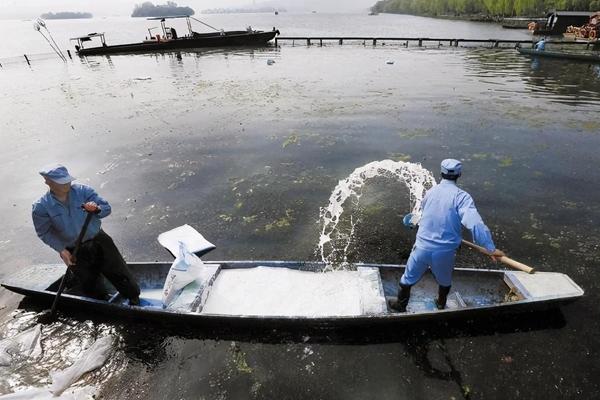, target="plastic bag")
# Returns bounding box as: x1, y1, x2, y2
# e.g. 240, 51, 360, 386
157, 224, 215, 258
49, 336, 113, 396
0, 324, 42, 367
162, 241, 207, 309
